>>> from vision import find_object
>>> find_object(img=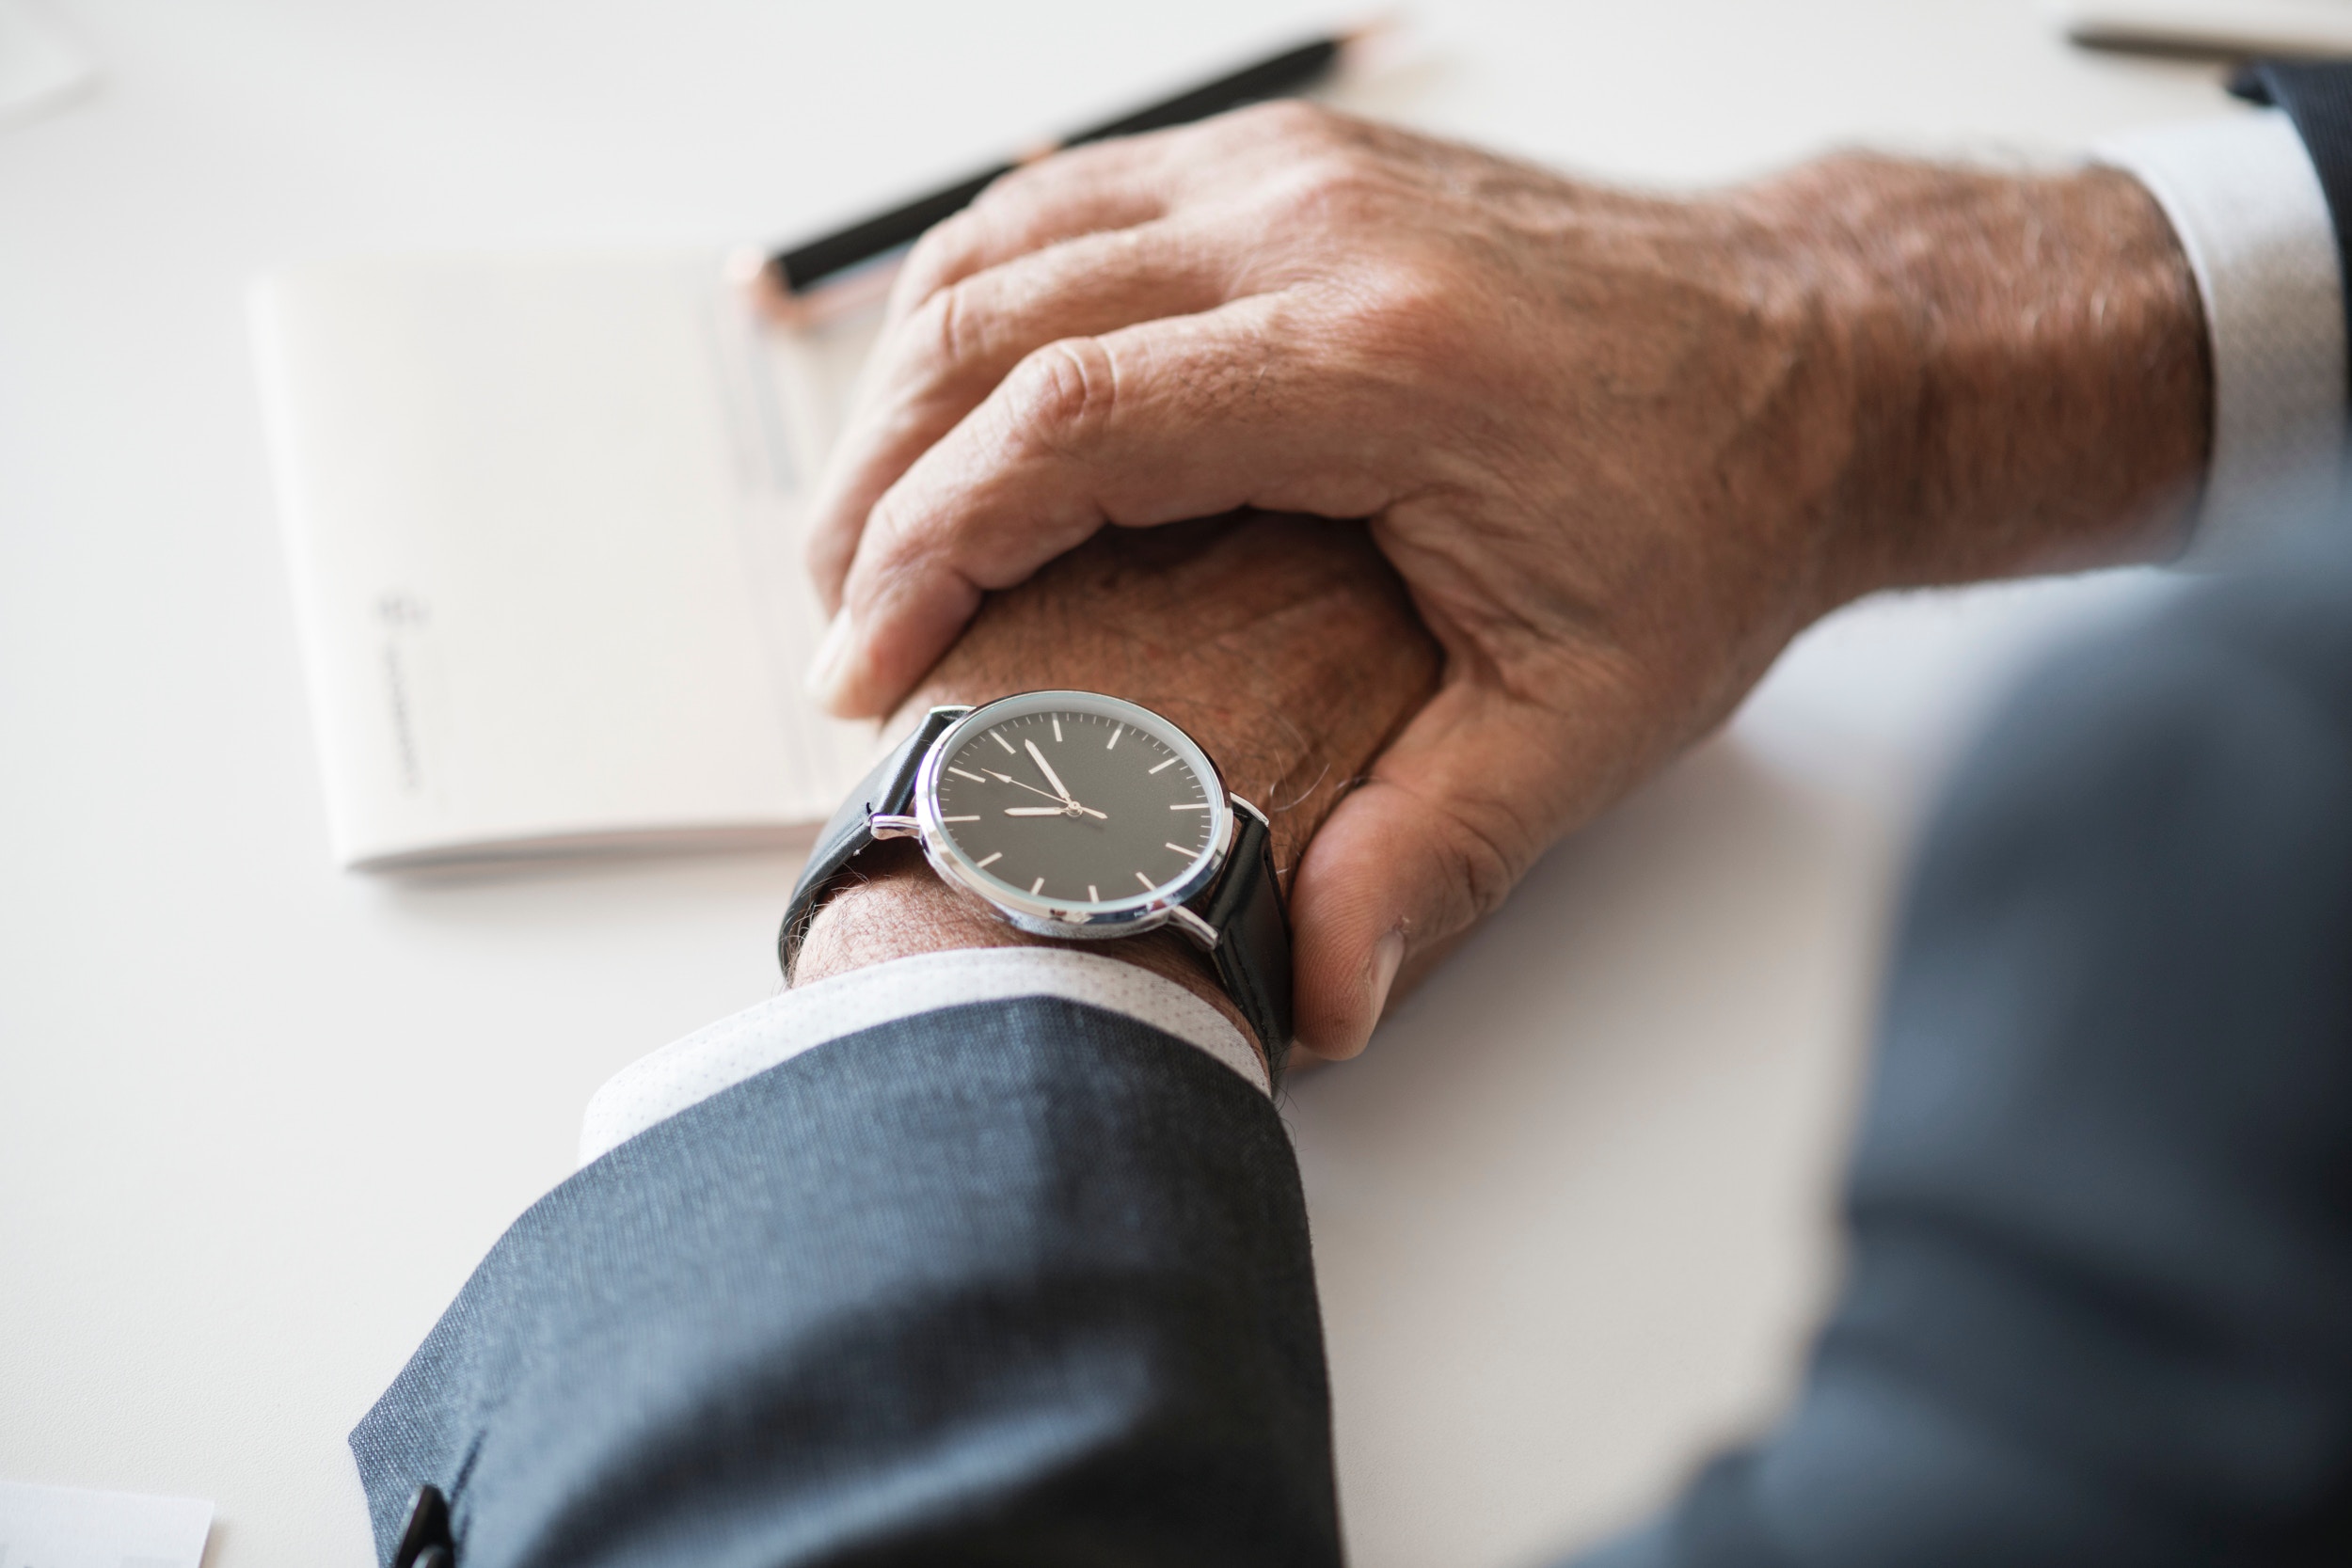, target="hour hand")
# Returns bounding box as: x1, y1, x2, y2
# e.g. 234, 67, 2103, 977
1003, 806, 1069, 816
